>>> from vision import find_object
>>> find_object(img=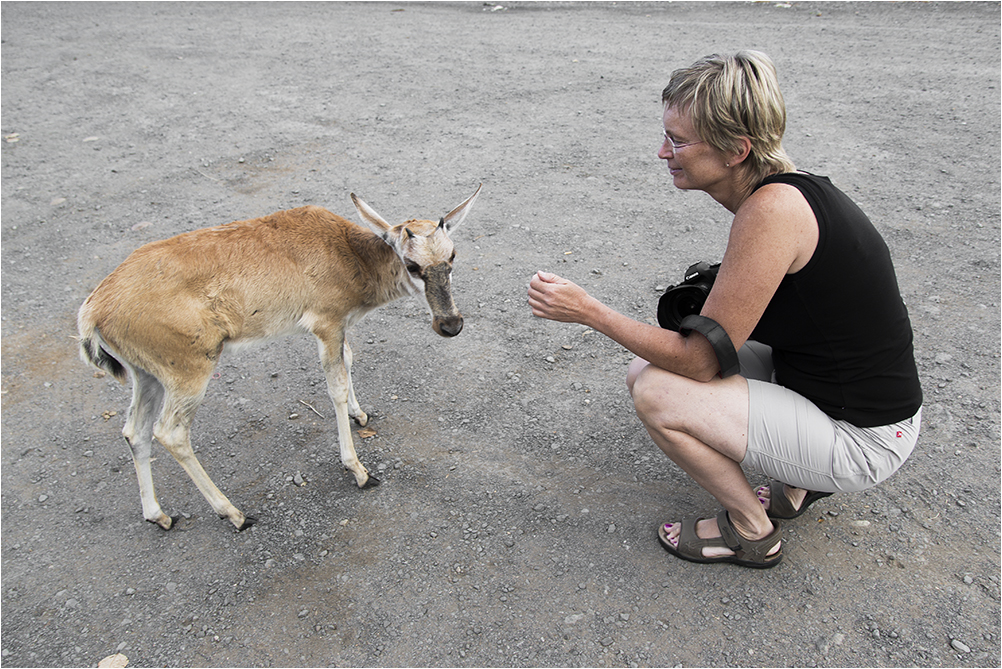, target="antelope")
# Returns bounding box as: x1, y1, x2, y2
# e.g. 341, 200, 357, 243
77, 184, 481, 531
